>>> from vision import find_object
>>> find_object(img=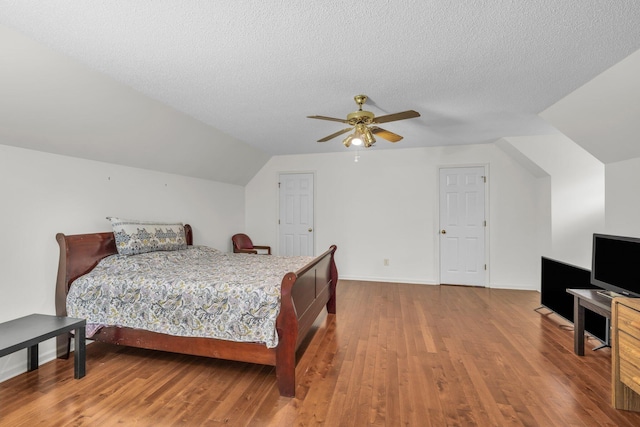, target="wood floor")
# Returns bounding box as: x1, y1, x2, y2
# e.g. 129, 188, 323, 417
2, 280, 640, 426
